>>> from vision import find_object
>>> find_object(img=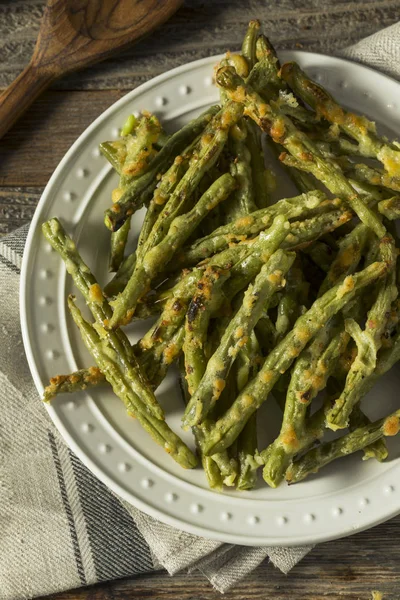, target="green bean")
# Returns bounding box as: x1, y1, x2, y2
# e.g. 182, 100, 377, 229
109, 216, 131, 272
104, 106, 220, 231
281, 61, 400, 177
241, 20, 260, 70
140, 326, 185, 389
104, 252, 136, 297
183, 266, 230, 396
275, 260, 308, 341
226, 130, 257, 218
138, 270, 203, 353
318, 223, 370, 296
202, 259, 388, 456
246, 119, 269, 209
216, 65, 386, 238
68, 297, 197, 469
109, 173, 236, 328
262, 322, 349, 487
183, 248, 296, 428
302, 240, 335, 272
286, 409, 400, 484
327, 236, 397, 430
43, 367, 106, 402
237, 332, 262, 490
176, 190, 328, 266
378, 196, 400, 221
100, 141, 123, 173
41, 218, 160, 418
348, 406, 388, 463
268, 140, 317, 193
